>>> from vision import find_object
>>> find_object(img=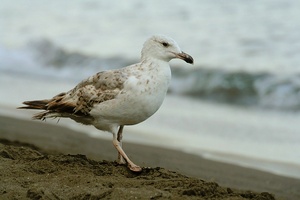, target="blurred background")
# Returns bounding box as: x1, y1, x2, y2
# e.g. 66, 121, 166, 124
1, 0, 300, 178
